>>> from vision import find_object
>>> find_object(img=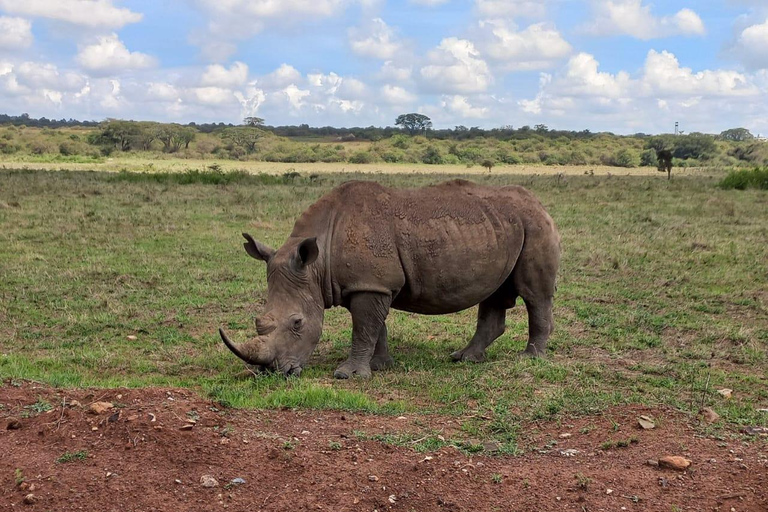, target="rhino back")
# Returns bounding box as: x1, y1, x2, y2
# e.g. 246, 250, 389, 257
327, 180, 528, 314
